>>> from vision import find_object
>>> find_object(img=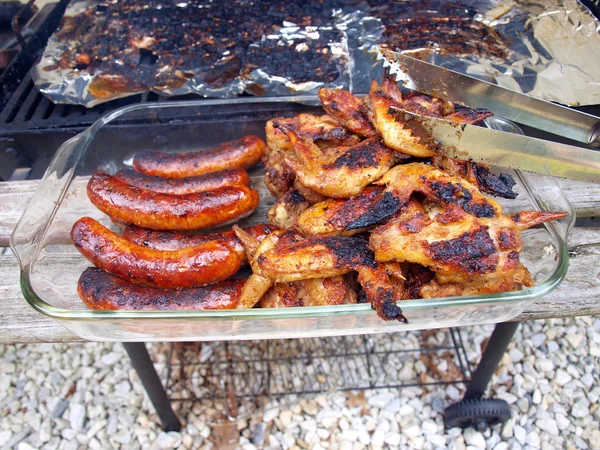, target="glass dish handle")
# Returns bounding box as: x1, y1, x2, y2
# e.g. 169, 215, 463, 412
10, 134, 84, 270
